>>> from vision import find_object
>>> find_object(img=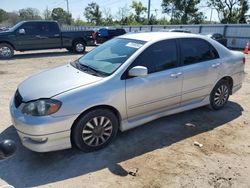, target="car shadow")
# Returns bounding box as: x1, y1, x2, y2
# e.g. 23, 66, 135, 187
0, 101, 243, 187
7, 51, 88, 60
